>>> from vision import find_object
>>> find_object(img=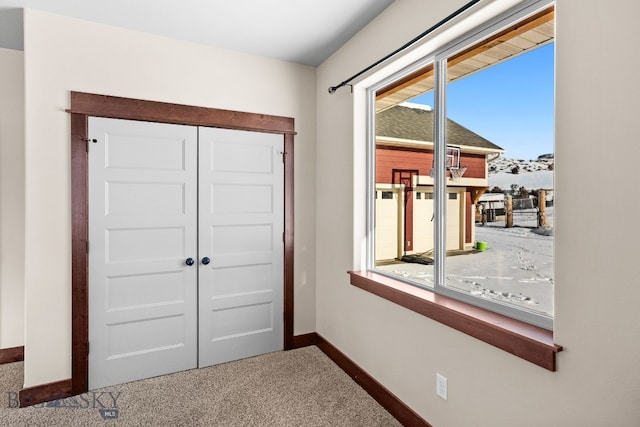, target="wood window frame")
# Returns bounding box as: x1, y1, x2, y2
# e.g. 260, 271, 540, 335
67, 91, 296, 395
349, 271, 561, 370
